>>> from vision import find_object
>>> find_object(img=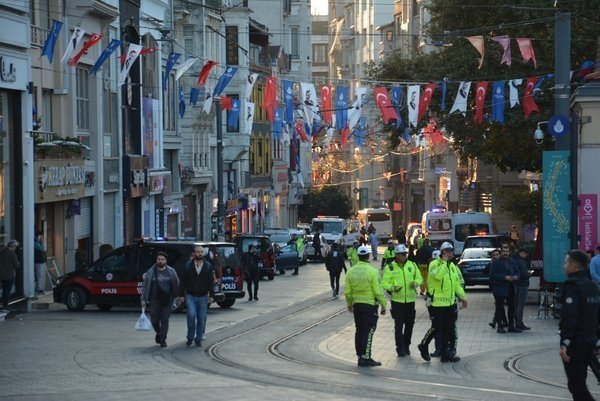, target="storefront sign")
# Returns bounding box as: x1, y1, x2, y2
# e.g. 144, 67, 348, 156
578, 194, 597, 252
35, 159, 85, 203
0, 56, 16, 83
225, 26, 239, 65
0, 53, 28, 91
124, 155, 148, 198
